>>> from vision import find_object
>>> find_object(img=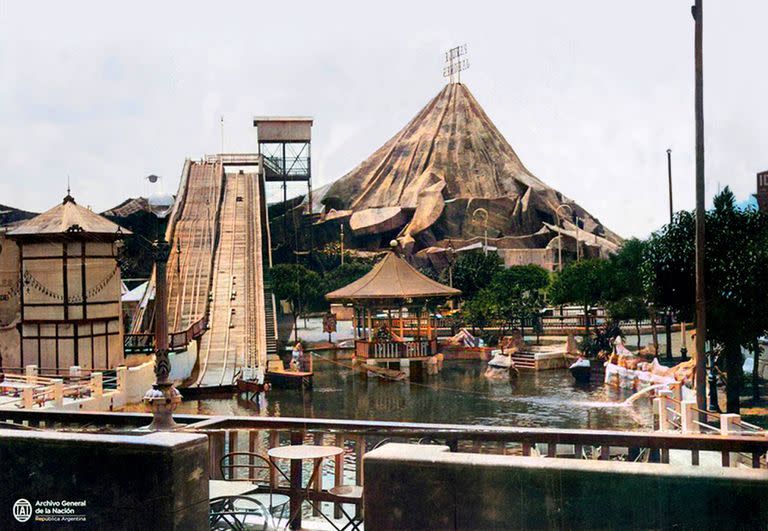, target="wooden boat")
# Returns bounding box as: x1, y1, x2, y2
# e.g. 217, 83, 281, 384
266, 368, 313, 390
